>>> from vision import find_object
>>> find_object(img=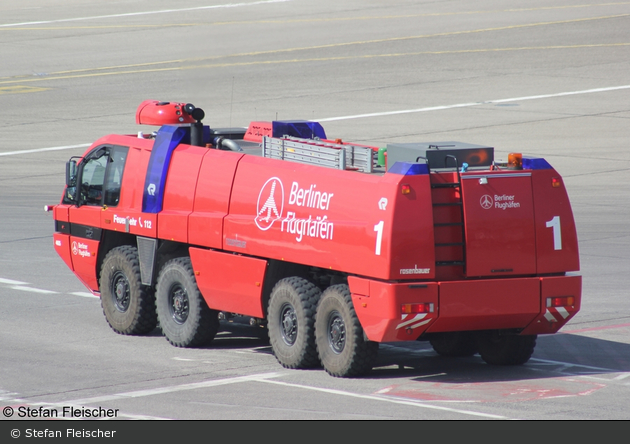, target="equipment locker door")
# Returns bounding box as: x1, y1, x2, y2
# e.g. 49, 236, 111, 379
461, 172, 536, 277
